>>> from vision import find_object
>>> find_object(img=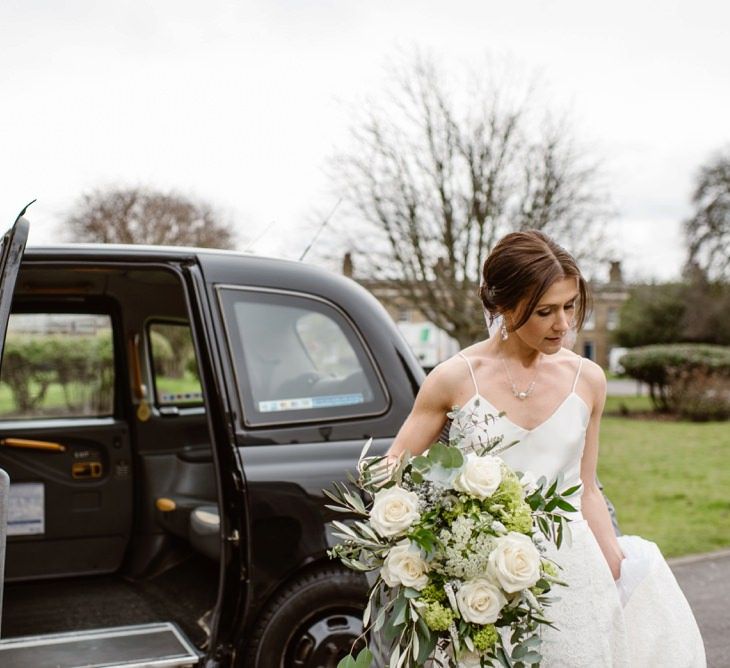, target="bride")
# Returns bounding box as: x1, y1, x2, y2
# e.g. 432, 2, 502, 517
382, 230, 706, 667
